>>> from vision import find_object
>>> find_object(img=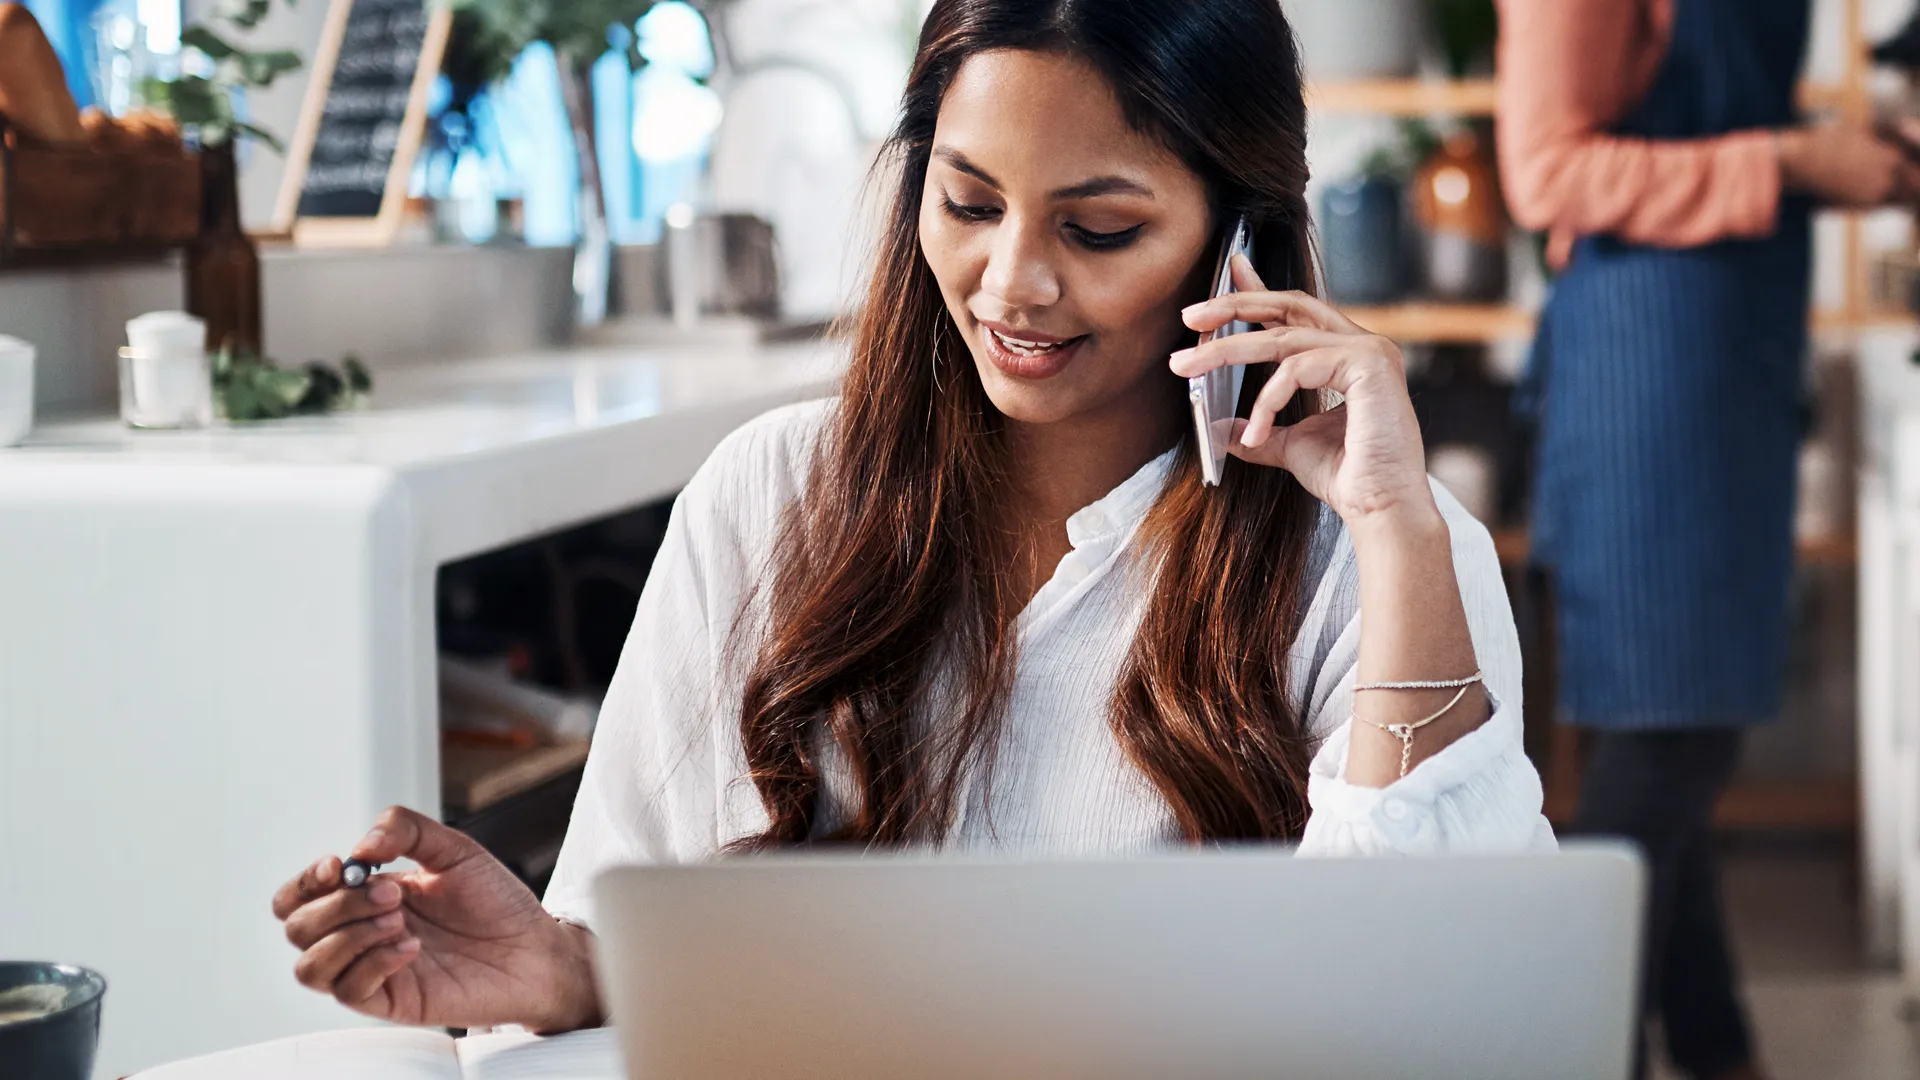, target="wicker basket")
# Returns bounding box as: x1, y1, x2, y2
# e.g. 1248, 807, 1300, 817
0, 114, 201, 264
